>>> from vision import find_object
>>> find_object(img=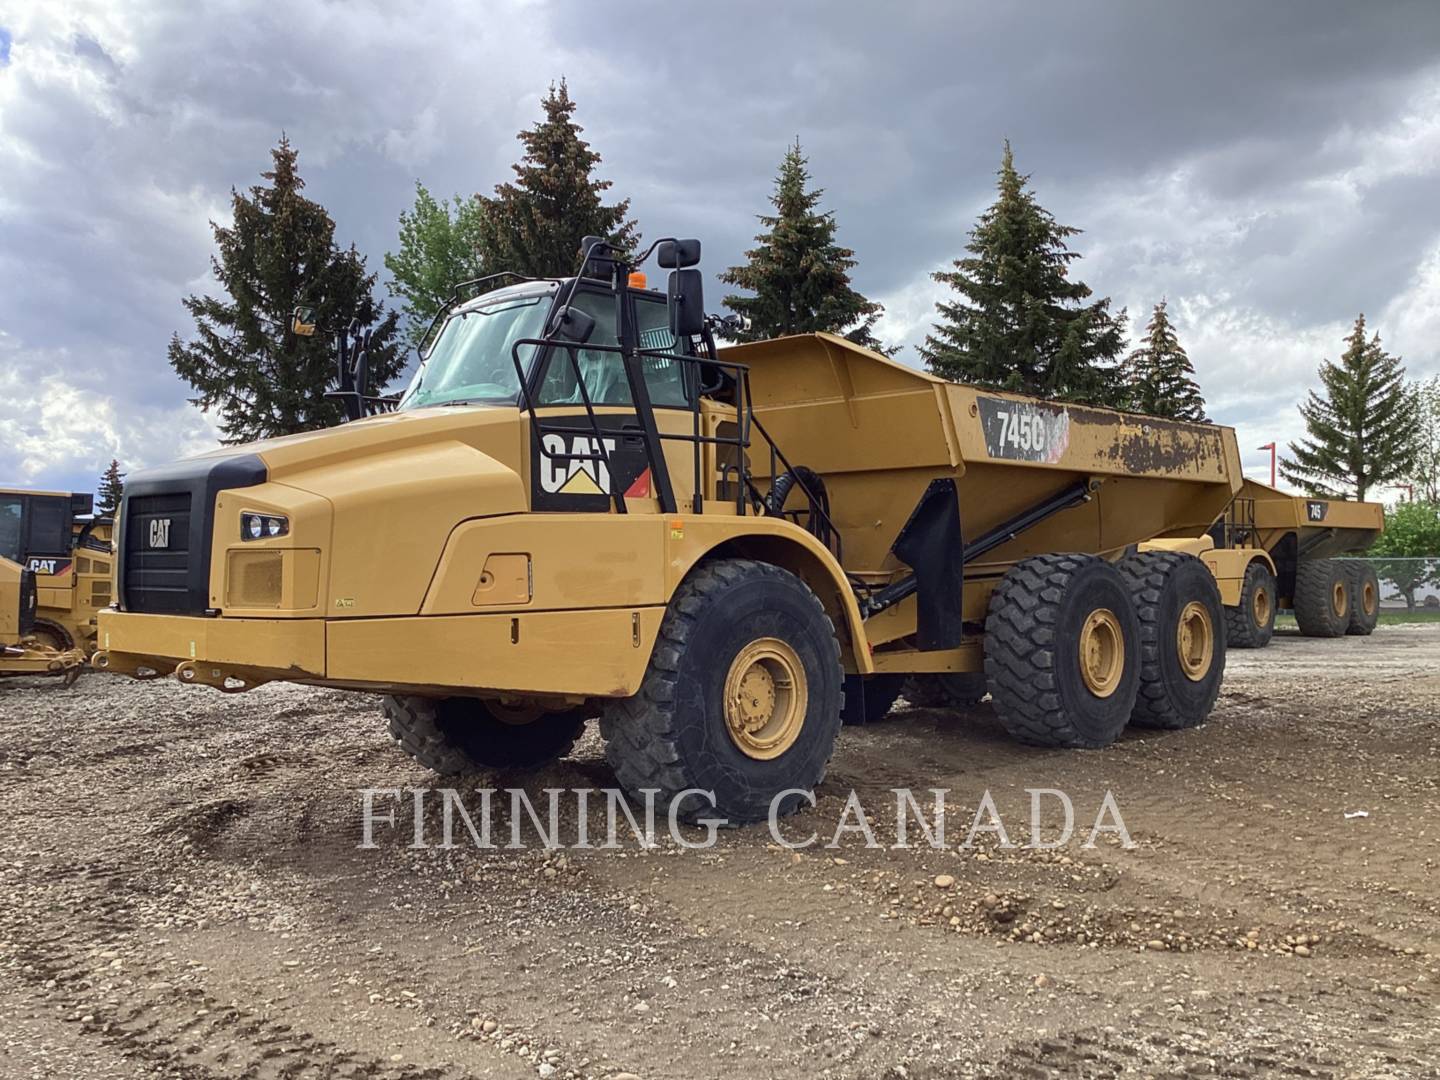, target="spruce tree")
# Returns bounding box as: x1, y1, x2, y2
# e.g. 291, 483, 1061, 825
385, 182, 489, 350
1280, 314, 1416, 501
919, 142, 1126, 406
96, 459, 125, 515
477, 81, 637, 278
1123, 300, 1207, 420
720, 140, 892, 353
169, 136, 402, 443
